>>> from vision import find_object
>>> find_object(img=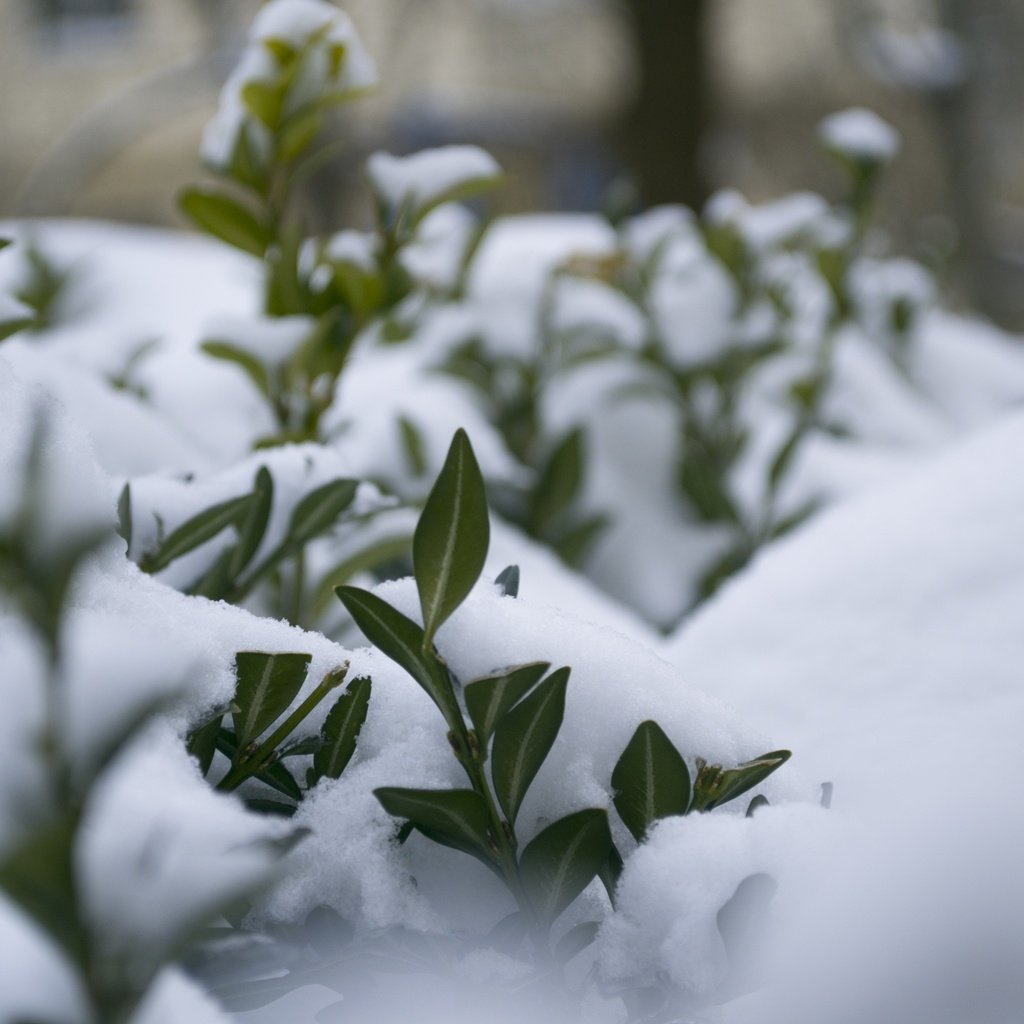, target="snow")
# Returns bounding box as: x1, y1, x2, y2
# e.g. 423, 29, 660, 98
201, 0, 376, 170
818, 107, 901, 164
202, 314, 316, 370
365, 146, 502, 221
